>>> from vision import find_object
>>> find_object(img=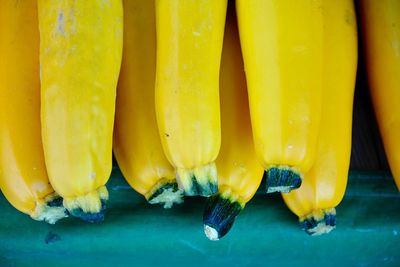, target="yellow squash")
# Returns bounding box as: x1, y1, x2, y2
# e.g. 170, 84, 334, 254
236, 0, 324, 193
38, 0, 123, 222
113, 0, 184, 208
203, 5, 264, 241
359, 0, 400, 190
0, 0, 67, 224
155, 0, 227, 196
282, 0, 358, 235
